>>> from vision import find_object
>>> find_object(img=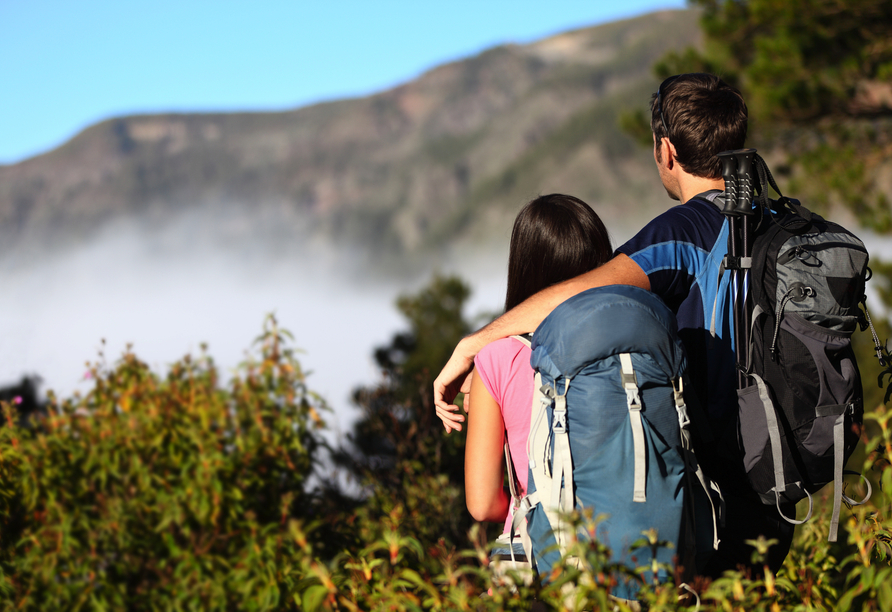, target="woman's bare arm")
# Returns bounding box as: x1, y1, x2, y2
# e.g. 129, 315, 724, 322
464, 370, 509, 523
